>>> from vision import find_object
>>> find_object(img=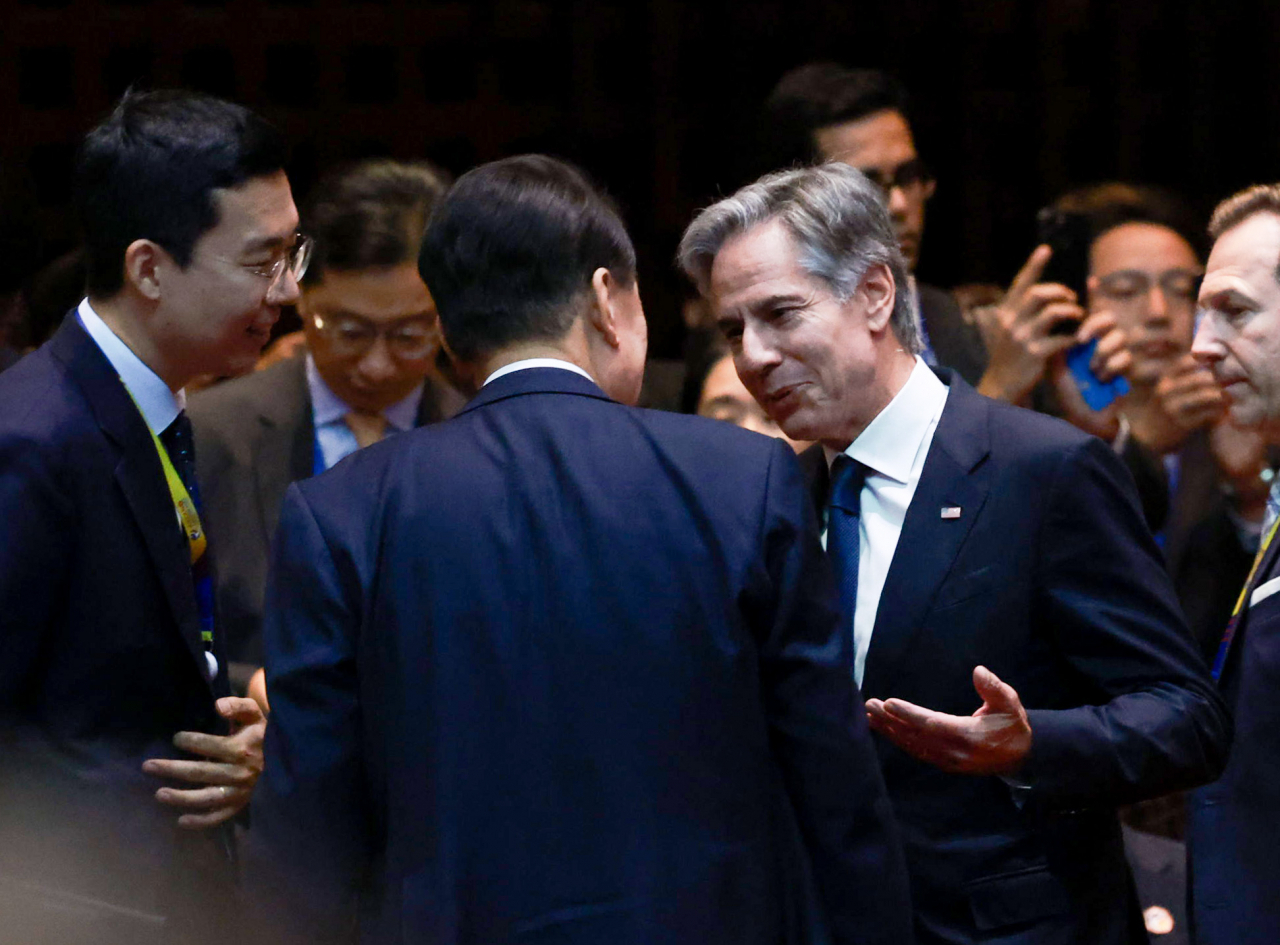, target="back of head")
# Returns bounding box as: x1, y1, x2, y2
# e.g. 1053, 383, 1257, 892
74, 88, 287, 298
761, 64, 911, 170
301, 159, 451, 284
418, 154, 636, 364
677, 162, 920, 353
1054, 182, 1205, 259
